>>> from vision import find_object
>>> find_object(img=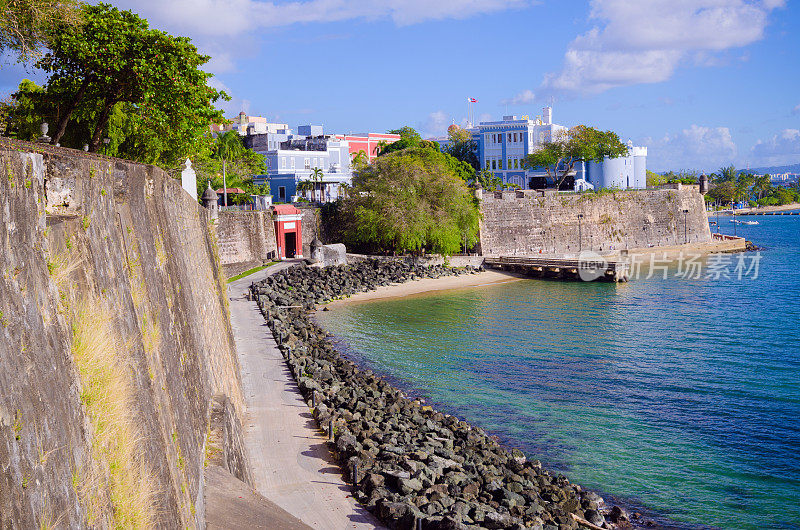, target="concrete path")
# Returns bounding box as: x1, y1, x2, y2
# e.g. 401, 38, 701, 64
227, 262, 383, 529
